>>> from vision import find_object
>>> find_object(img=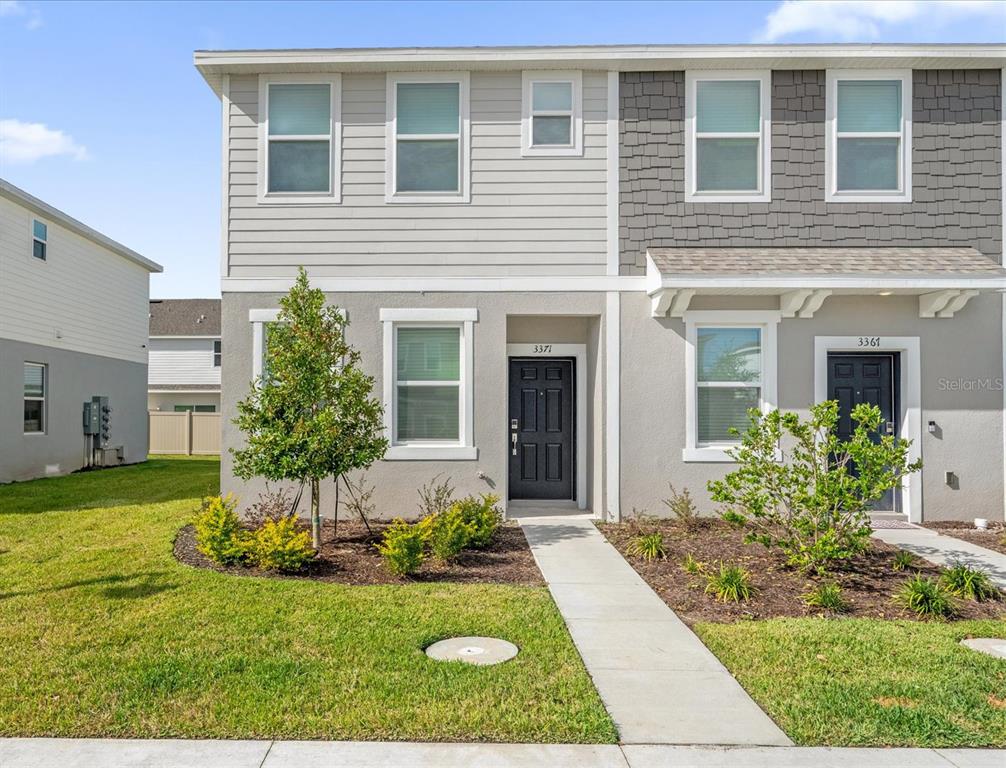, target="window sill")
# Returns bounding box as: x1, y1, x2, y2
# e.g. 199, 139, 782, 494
384, 192, 471, 205
521, 145, 583, 158
257, 193, 341, 206
385, 445, 478, 461
682, 446, 783, 463
684, 191, 771, 204
825, 191, 912, 204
